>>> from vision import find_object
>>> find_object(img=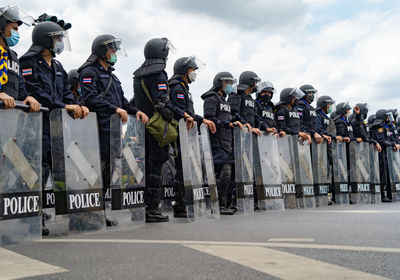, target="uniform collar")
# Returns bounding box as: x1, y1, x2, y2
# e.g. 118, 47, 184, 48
318, 110, 329, 119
